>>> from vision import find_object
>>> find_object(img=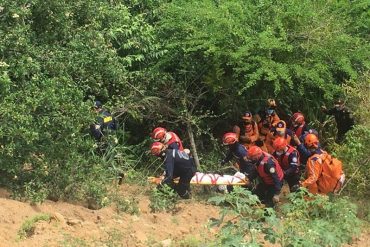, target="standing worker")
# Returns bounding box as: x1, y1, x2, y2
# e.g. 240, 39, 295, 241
272, 137, 300, 192
289, 112, 308, 139
321, 99, 354, 143
233, 111, 259, 149
90, 100, 116, 142
300, 134, 345, 194
247, 146, 284, 207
